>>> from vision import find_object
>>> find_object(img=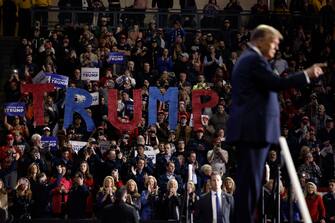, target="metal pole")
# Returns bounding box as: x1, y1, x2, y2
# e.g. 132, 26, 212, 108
279, 137, 312, 223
